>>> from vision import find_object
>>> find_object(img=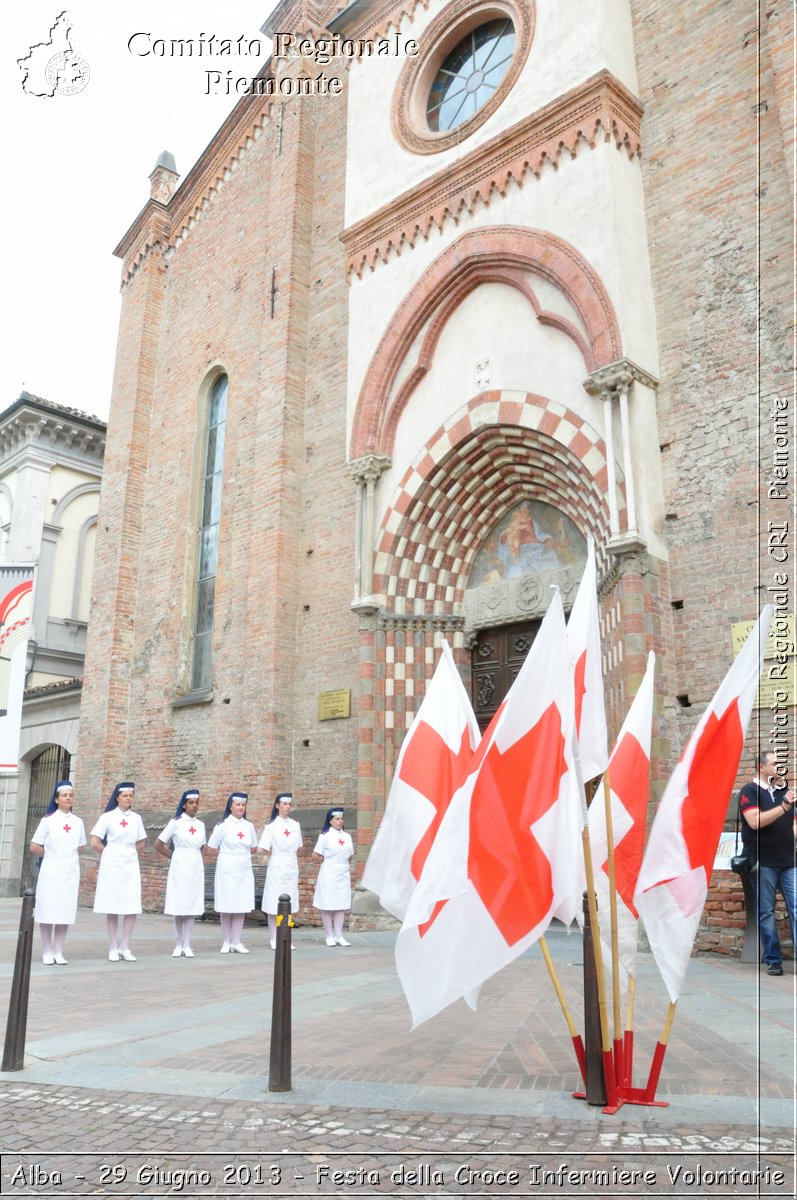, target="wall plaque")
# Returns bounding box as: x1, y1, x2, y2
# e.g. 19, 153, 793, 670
318, 689, 351, 721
